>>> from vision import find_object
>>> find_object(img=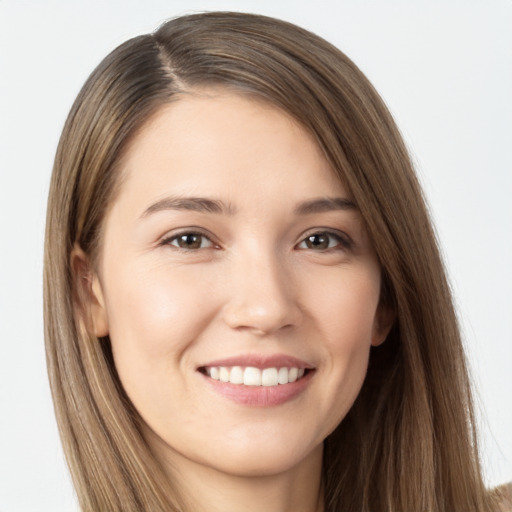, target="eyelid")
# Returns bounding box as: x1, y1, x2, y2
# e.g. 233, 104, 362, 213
157, 226, 352, 252
159, 227, 219, 250
296, 228, 353, 250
